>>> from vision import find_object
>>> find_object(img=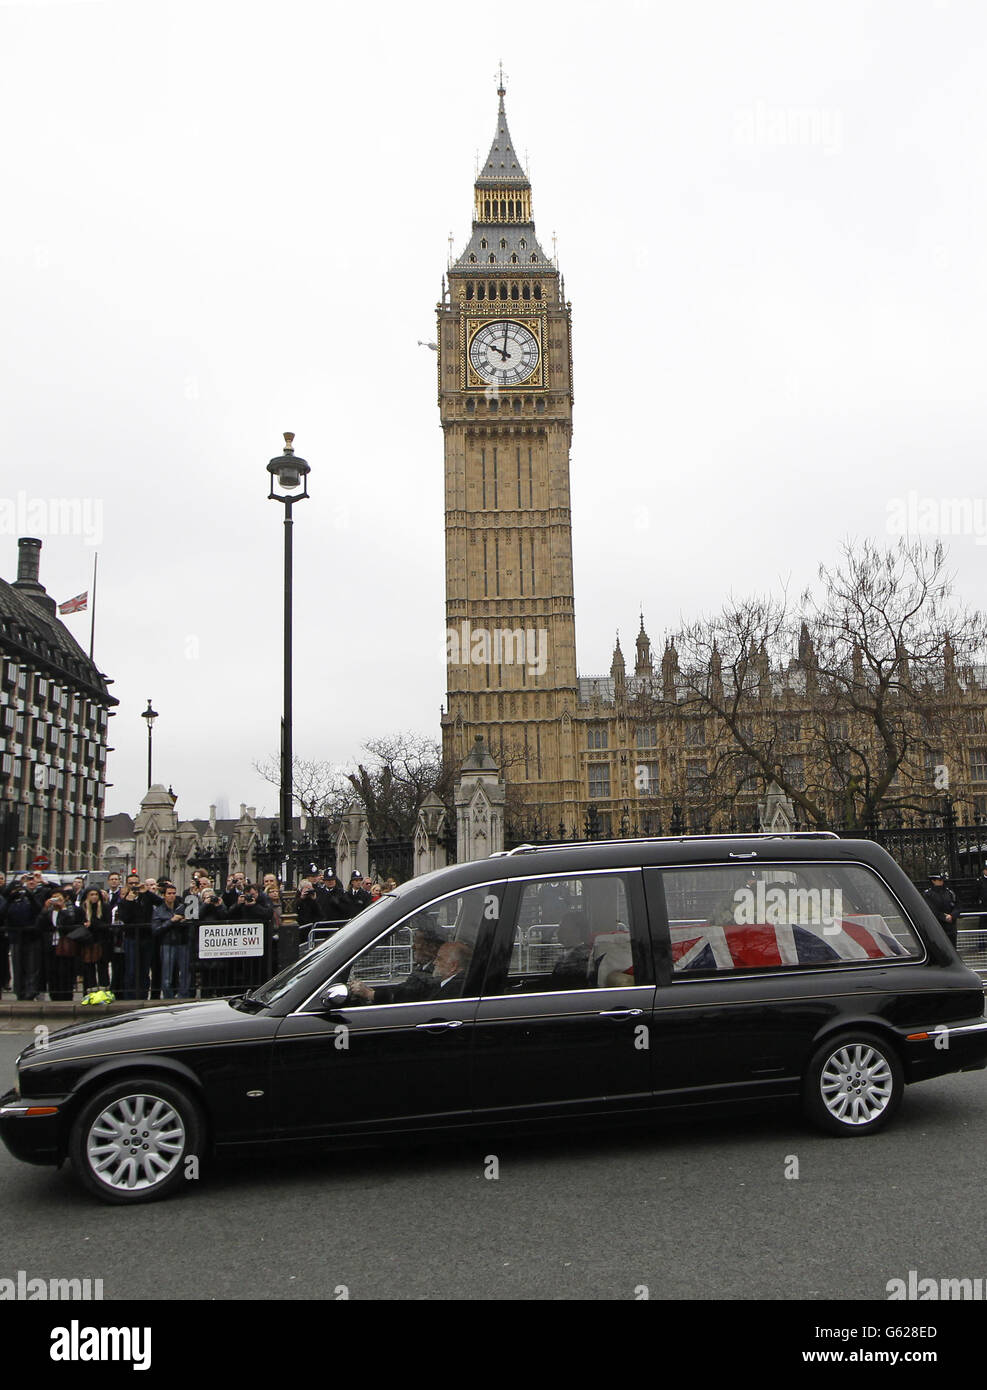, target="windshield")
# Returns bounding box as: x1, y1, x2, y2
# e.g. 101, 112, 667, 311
250, 894, 396, 1007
